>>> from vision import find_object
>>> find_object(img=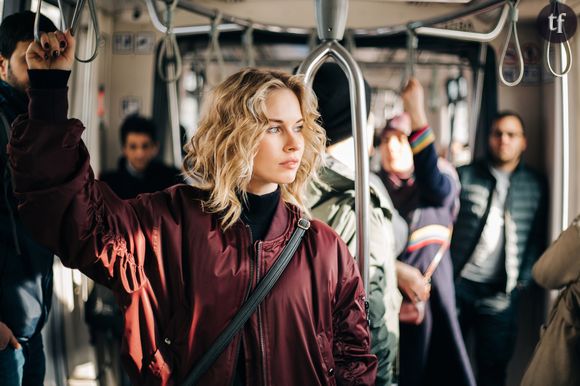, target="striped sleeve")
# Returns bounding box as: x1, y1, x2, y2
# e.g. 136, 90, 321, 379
409, 126, 435, 155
